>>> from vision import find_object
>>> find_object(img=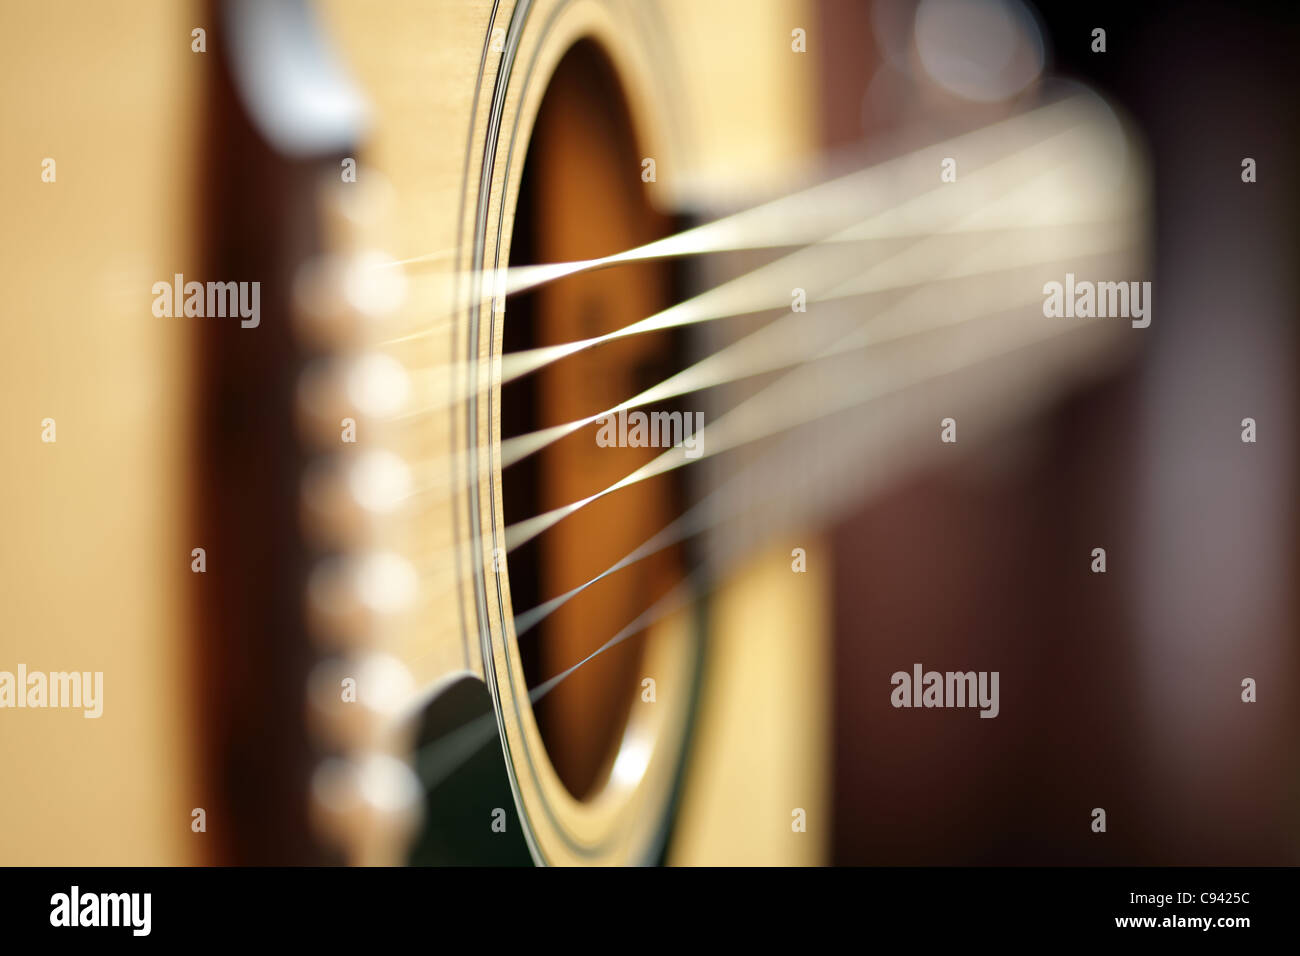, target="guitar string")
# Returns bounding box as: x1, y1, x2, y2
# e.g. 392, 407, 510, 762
376, 106, 1116, 401
501, 281, 1122, 554
487, 222, 1127, 471
415, 571, 695, 795
393, 231, 1127, 595
386, 134, 1133, 504
407, 406, 815, 675
483, 126, 1120, 388
389, 217, 1120, 426
514, 316, 1122, 692
402, 297, 1124, 676
373, 89, 1100, 340
501, 242, 1127, 635
414, 307, 1120, 791
493, 145, 1131, 552
391, 280, 1071, 654
389, 168, 1136, 667
392, 230, 1126, 513
389, 177, 1135, 585
403, 93, 1138, 806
